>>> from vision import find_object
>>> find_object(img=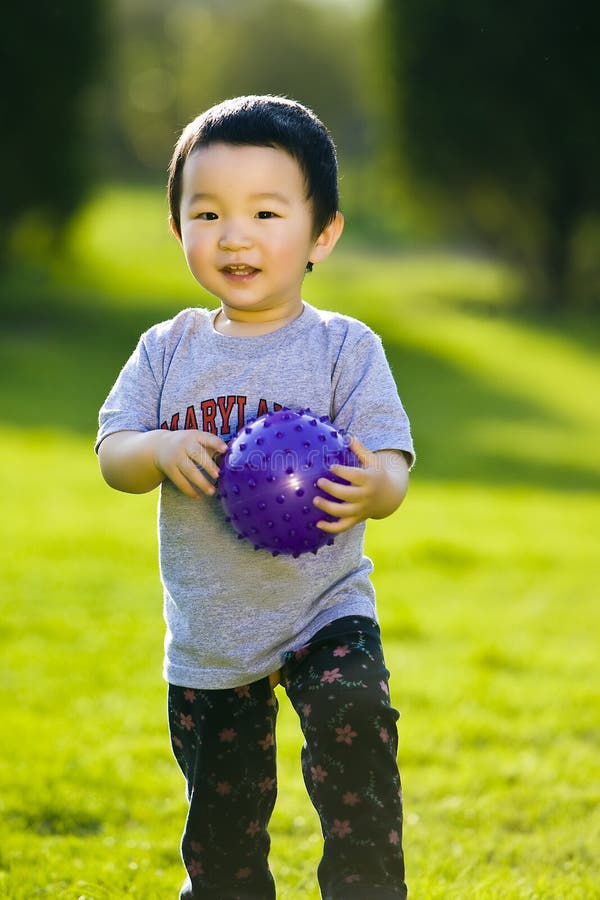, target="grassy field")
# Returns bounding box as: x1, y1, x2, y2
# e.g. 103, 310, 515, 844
1, 186, 598, 898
